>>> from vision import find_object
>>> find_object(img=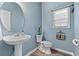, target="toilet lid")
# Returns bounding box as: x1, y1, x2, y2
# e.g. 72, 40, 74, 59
41, 41, 52, 45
